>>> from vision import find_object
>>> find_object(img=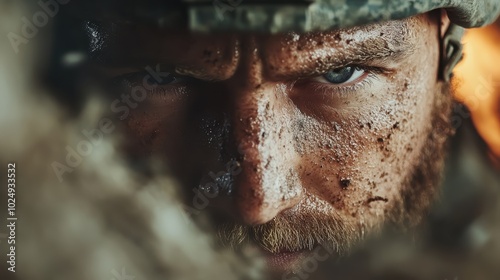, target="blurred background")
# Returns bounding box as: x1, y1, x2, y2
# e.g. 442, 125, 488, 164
454, 19, 500, 168
0, 1, 499, 280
